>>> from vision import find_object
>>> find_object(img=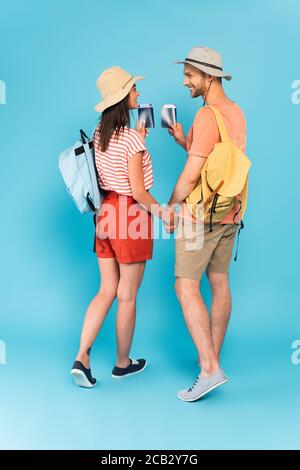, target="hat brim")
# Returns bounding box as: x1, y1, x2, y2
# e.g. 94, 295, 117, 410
175, 60, 232, 81
95, 75, 145, 113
